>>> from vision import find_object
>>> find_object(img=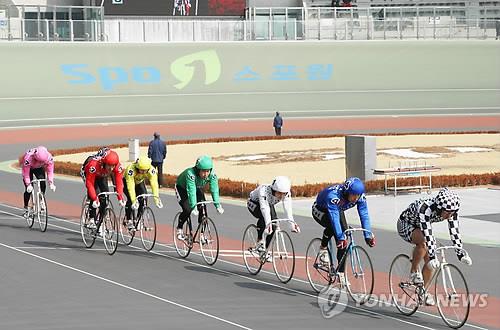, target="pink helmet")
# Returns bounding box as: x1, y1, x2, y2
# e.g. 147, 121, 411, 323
34, 146, 50, 163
